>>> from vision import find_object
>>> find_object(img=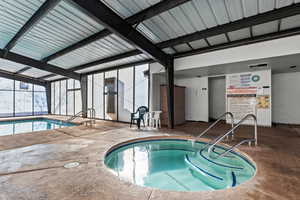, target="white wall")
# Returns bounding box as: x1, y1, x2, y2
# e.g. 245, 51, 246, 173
149, 35, 300, 125
272, 72, 300, 124
150, 35, 300, 73
175, 77, 209, 122
175, 35, 300, 71
150, 74, 165, 111
209, 76, 226, 120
